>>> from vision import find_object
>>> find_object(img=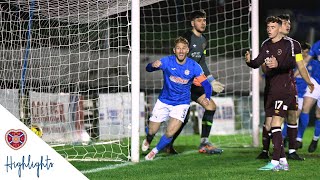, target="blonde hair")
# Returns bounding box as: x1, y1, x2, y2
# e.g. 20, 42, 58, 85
174, 36, 189, 46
